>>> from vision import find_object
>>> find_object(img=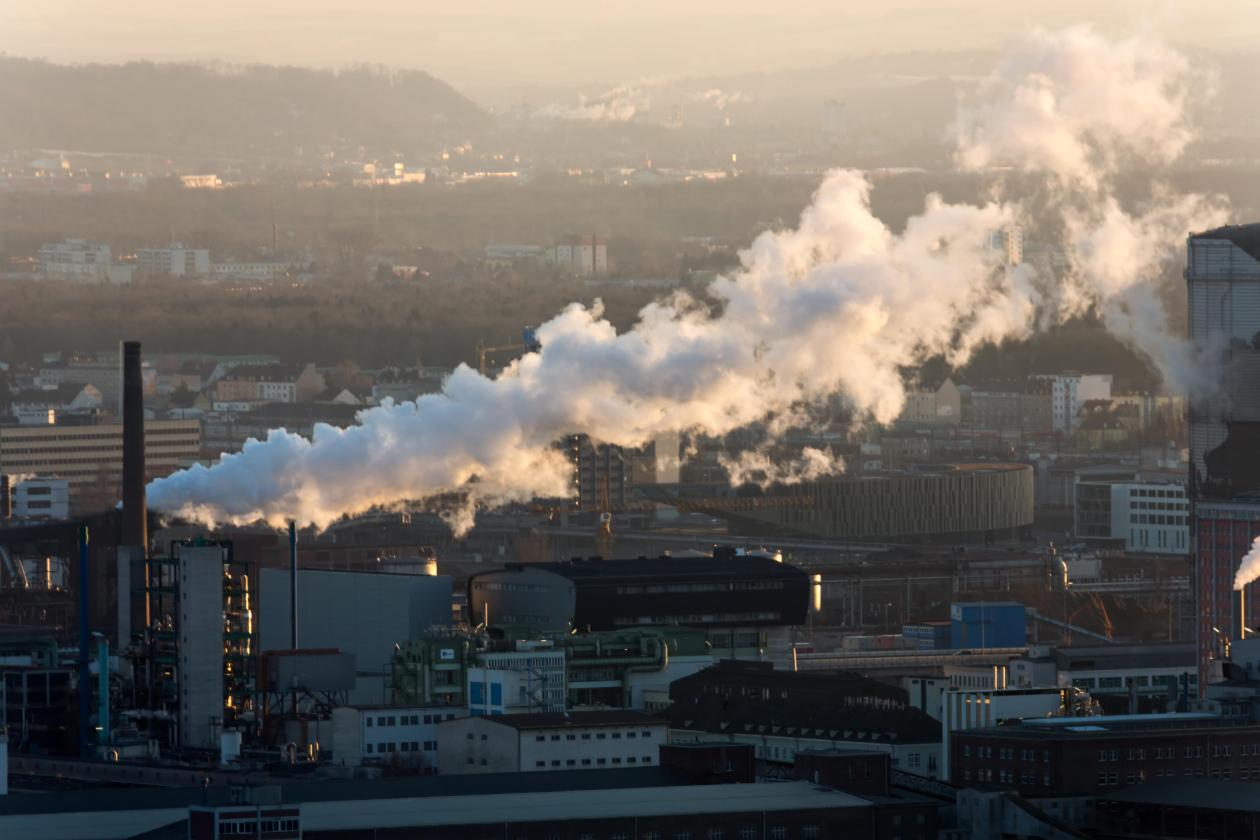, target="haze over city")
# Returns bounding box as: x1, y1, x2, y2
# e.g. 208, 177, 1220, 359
2, 2, 1260, 837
